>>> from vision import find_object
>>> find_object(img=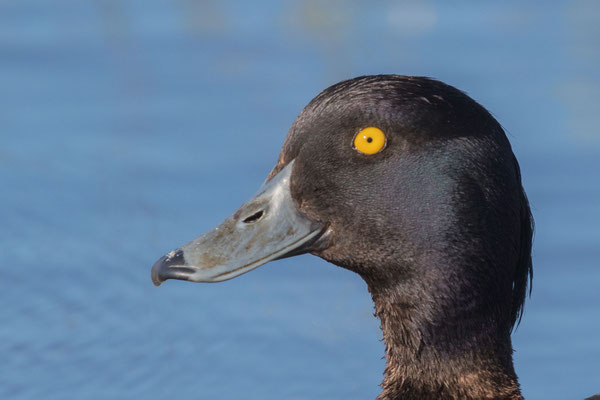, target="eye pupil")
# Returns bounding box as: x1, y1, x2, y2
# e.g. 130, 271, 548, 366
366, 137, 373, 143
